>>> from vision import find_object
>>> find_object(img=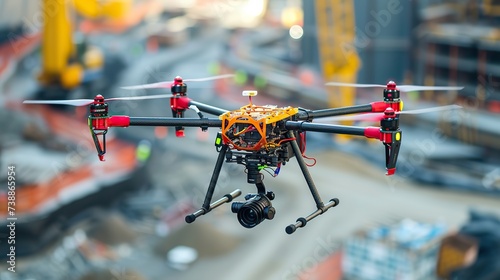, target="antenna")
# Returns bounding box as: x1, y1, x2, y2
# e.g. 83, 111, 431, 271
242, 90, 258, 105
